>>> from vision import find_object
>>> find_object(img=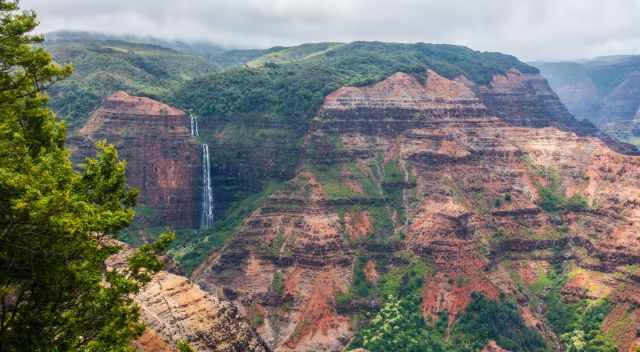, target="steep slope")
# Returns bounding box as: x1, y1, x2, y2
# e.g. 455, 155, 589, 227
172, 41, 635, 275
107, 243, 270, 352
70, 92, 201, 229
193, 69, 640, 351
